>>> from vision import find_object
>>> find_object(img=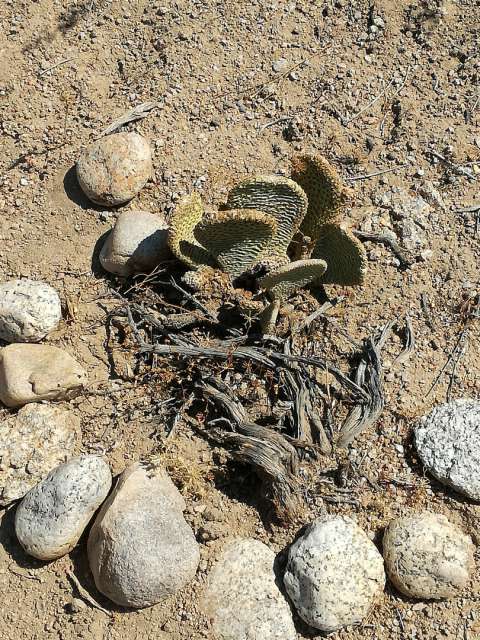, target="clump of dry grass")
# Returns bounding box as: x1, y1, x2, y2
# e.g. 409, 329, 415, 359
149, 443, 210, 499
